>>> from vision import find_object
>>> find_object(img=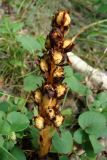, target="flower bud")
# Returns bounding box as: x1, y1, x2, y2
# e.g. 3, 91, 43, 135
40, 59, 48, 72
34, 89, 42, 104
52, 51, 63, 65
56, 11, 71, 26
35, 116, 44, 129
53, 66, 64, 78
46, 108, 55, 120
56, 84, 66, 97
54, 115, 64, 127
